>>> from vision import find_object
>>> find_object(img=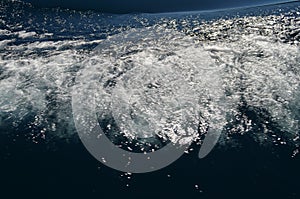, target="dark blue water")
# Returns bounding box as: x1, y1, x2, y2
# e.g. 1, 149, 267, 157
22, 0, 297, 13
0, 0, 300, 198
